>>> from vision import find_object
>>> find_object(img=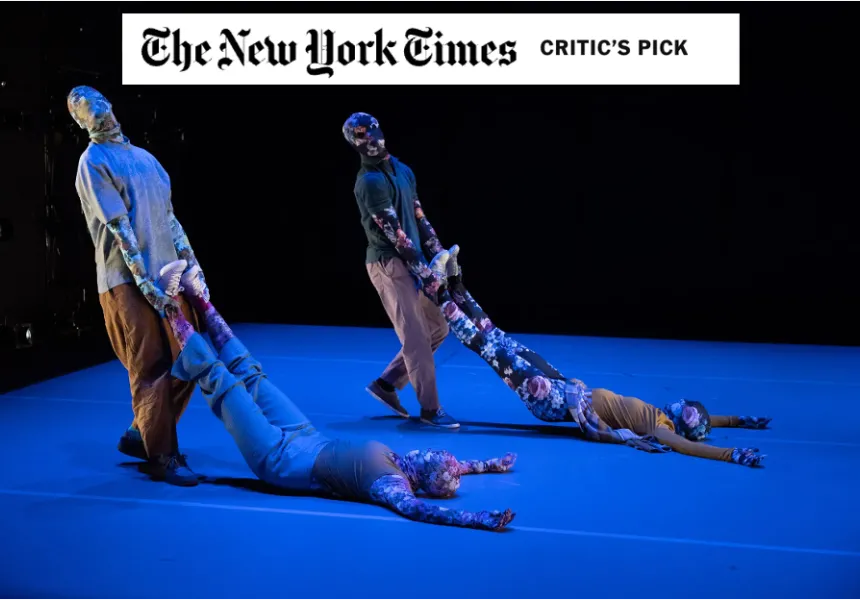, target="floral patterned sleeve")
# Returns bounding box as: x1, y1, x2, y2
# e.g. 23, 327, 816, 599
168, 213, 209, 301
371, 208, 443, 298
711, 415, 773, 429
458, 453, 517, 474
368, 474, 514, 531
412, 199, 445, 258
106, 215, 172, 315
